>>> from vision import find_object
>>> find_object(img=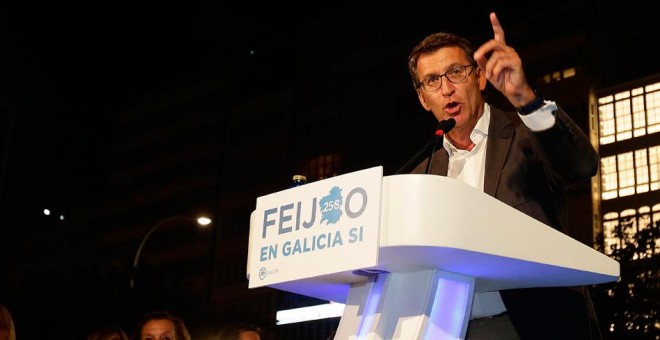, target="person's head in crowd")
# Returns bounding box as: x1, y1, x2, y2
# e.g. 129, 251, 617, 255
216, 322, 262, 340
87, 324, 129, 340
0, 303, 16, 340
130, 310, 191, 340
